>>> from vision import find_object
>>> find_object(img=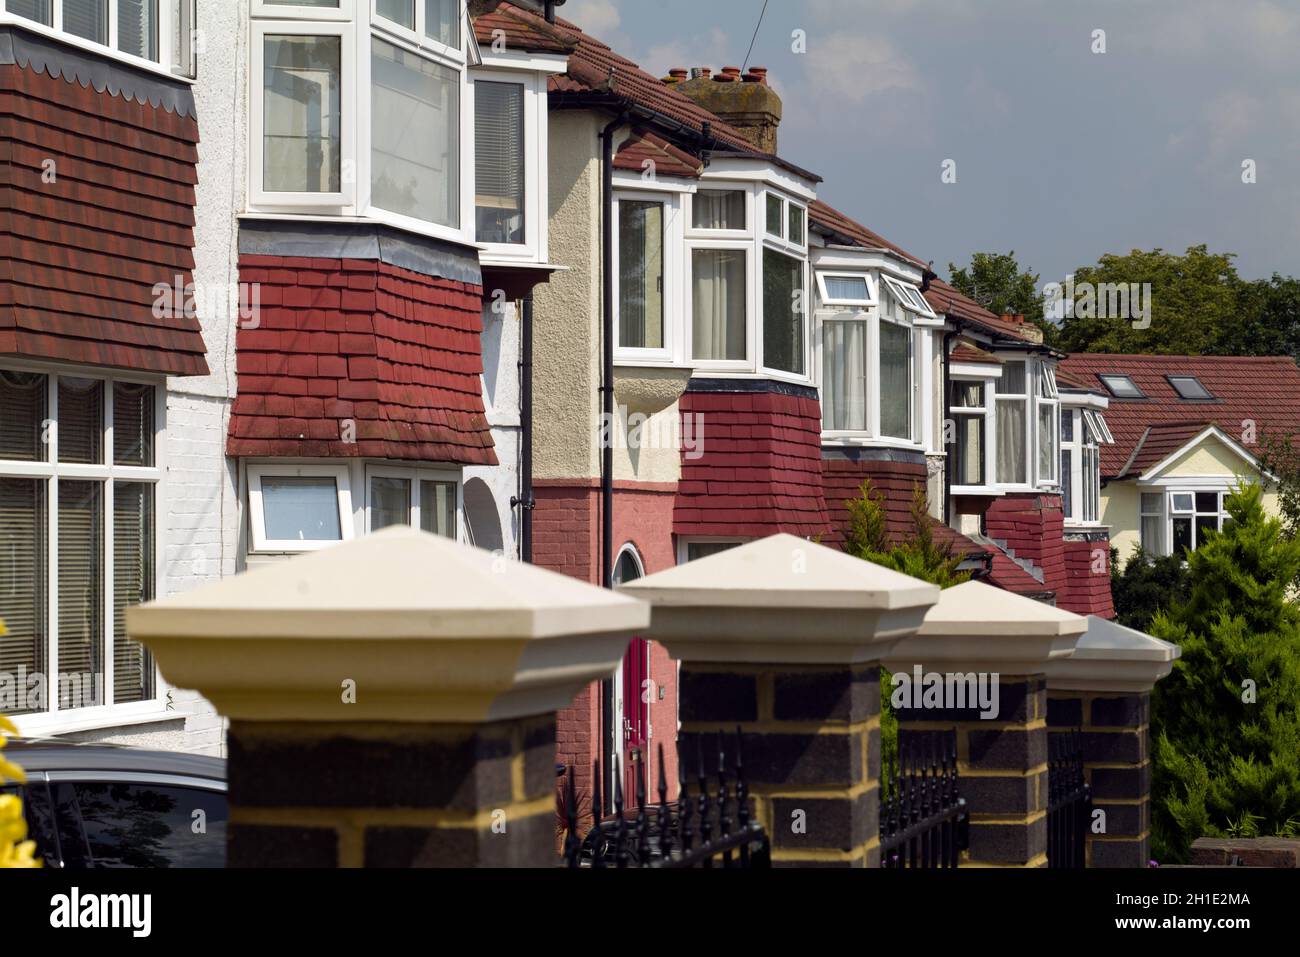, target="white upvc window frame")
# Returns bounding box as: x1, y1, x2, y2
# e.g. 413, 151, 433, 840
363, 463, 461, 538
250, 18, 357, 209
815, 272, 877, 309
948, 374, 997, 494
881, 274, 937, 320
252, 0, 355, 20
248, 462, 355, 553
369, 0, 465, 65
470, 66, 547, 262
762, 188, 807, 256
1141, 485, 1230, 557
759, 240, 810, 380
687, 187, 751, 239
0, 359, 168, 730
1035, 362, 1060, 488
676, 536, 750, 565
1061, 406, 1102, 526
685, 234, 756, 374
612, 188, 683, 365
1, 0, 197, 78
